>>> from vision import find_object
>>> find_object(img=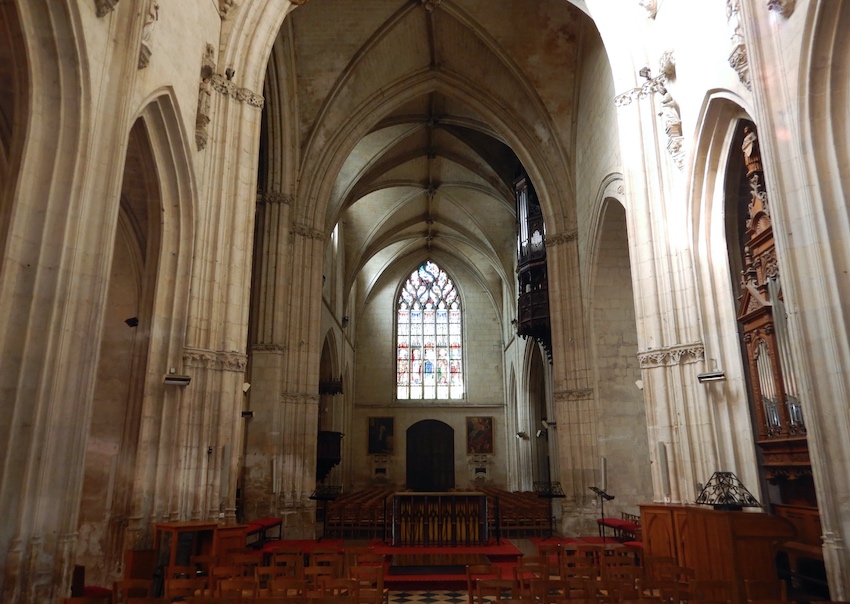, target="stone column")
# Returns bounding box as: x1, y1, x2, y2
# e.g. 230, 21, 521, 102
613, 79, 728, 505
244, 193, 326, 535
546, 230, 599, 533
